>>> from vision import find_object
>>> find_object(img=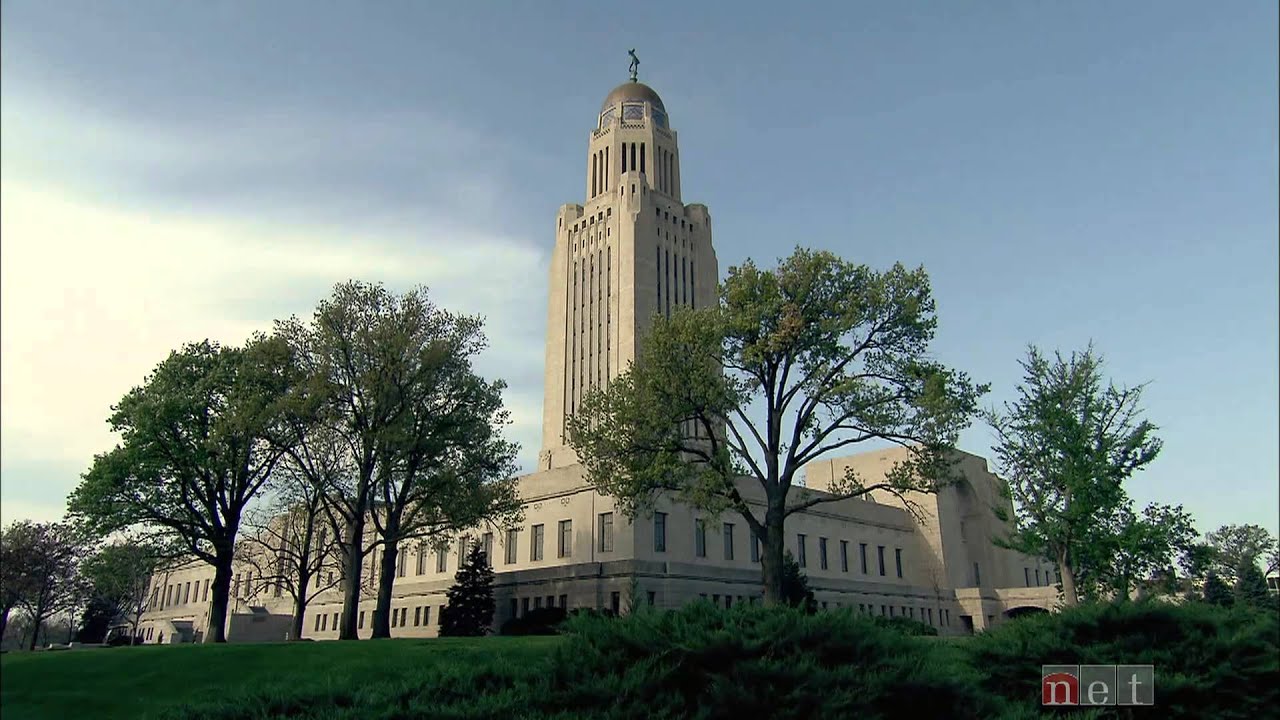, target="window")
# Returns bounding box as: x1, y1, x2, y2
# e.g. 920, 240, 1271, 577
183, 582, 191, 604
423, 607, 431, 626
598, 513, 614, 552
877, 546, 886, 576
535, 596, 543, 609
840, 540, 849, 573
895, 548, 903, 578
1035, 568, 1041, 585
797, 534, 807, 568
437, 547, 448, 573
647, 591, 656, 606
316, 614, 323, 632
558, 520, 572, 558
611, 591, 621, 615
334, 612, 339, 630
1024, 568, 1031, 587
559, 594, 568, 609
458, 537, 468, 569
391, 608, 398, 628
359, 611, 365, 629
859, 543, 868, 574
415, 607, 422, 626
531, 524, 545, 561
973, 562, 981, 586
653, 512, 667, 552
819, 537, 829, 570
505, 529, 518, 564
509, 598, 518, 618
694, 519, 706, 557
397, 548, 406, 578
723, 523, 735, 561
928, 608, 934, 625
483, 532, 494, 565
750, 531, 760, 563
546, 595, 555, 608
203, 578, 210, 601
522, 597, 530, 614
416, 547, 426, 575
